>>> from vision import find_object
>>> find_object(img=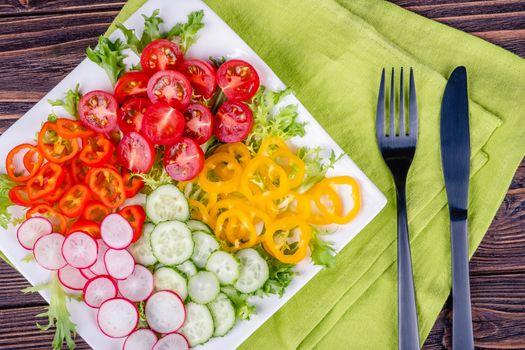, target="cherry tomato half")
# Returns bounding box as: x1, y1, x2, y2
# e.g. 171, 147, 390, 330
140, 39, 183, 74
147, 70, 192, 110
141, 102, 185, 145
216, 59, 260, 101
114, 71, 150, 103
117, 97, 151, 134
78, 90, 118, 134
183, 103, 213, 145
164, 137, 204, 181
179, 59, 217, 99
214, 101, 254, 143
117, 132, 155, 173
